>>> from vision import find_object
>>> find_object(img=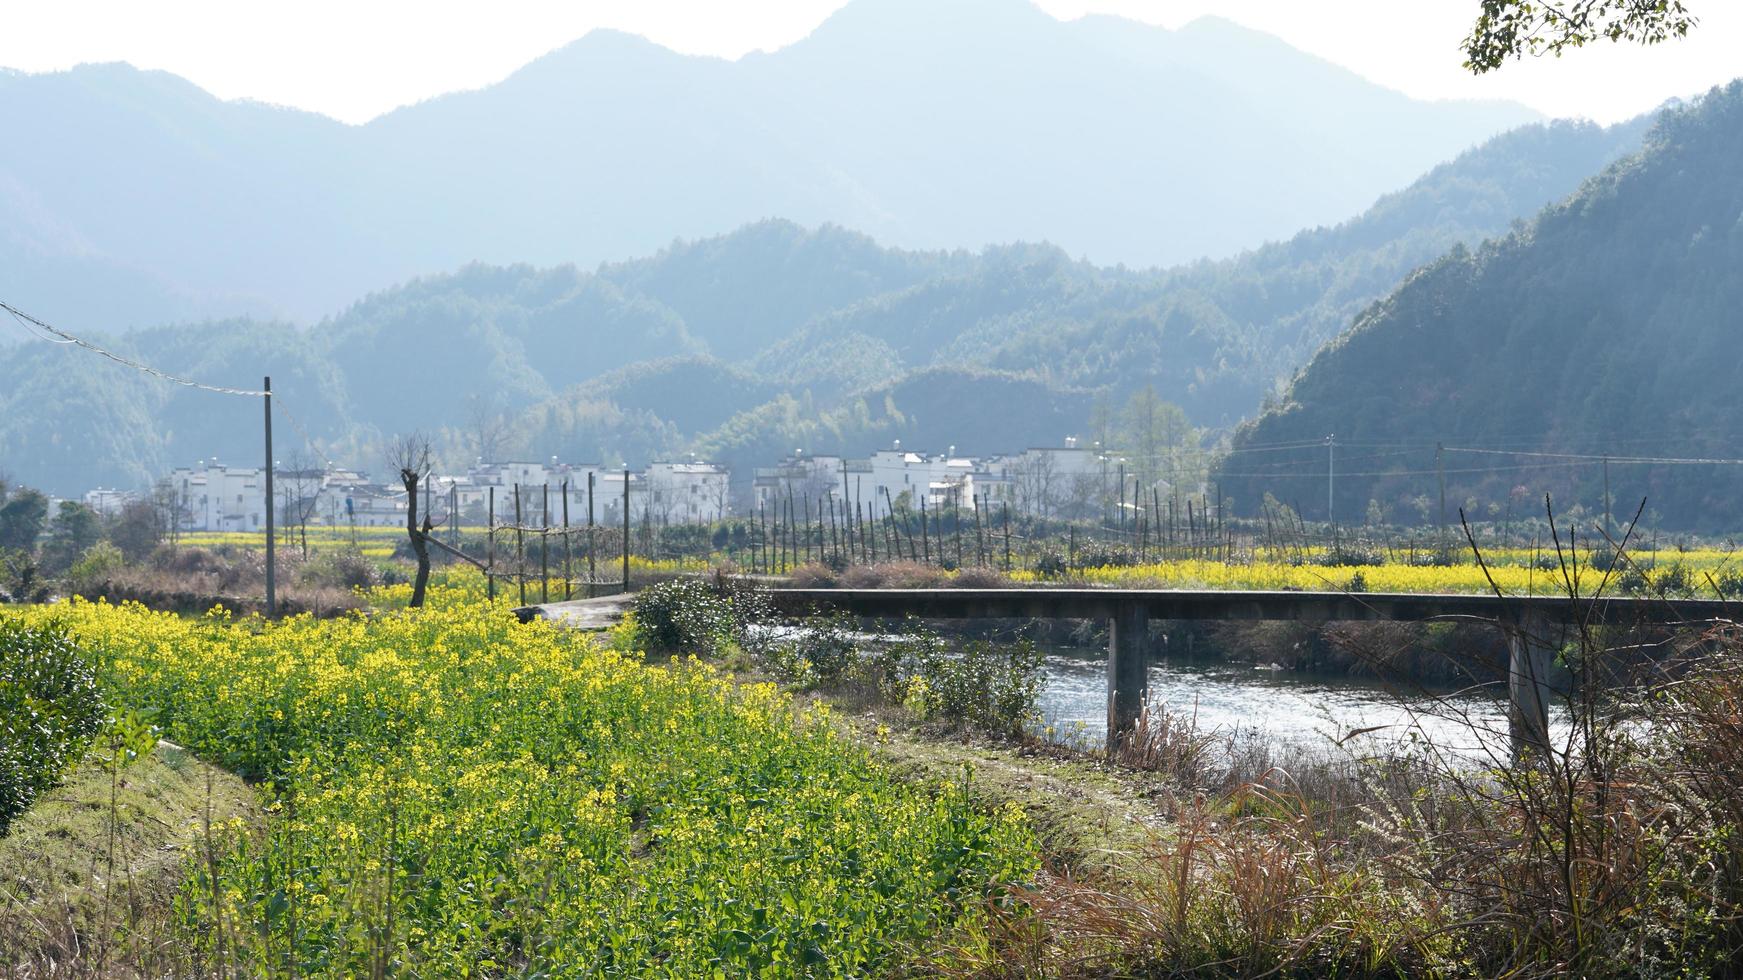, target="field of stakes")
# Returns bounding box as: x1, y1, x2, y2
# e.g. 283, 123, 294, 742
179, 527, 709, 573
177, 526, 1743, 597
4, 592, 1035, 975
